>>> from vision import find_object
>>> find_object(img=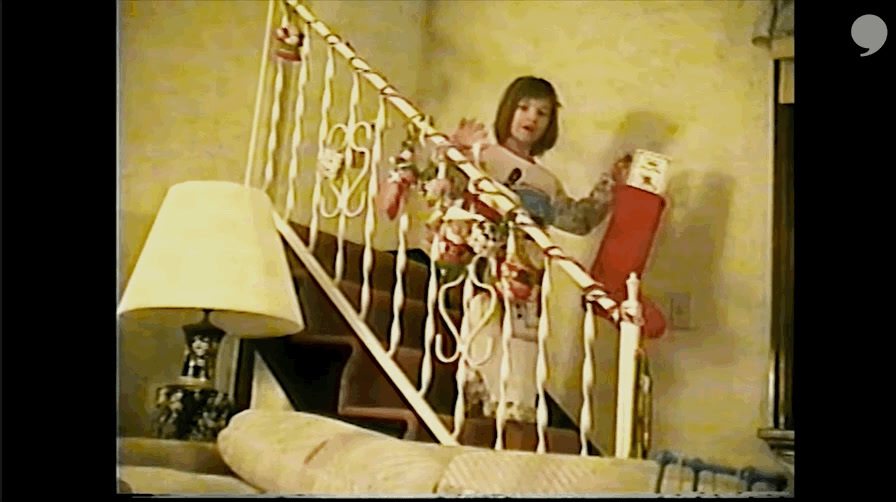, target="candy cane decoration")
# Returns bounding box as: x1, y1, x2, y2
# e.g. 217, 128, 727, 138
261, 12, 290, 192
359, 94, 386, 320
284, 20, 311, 218
308, 41, 335, 251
